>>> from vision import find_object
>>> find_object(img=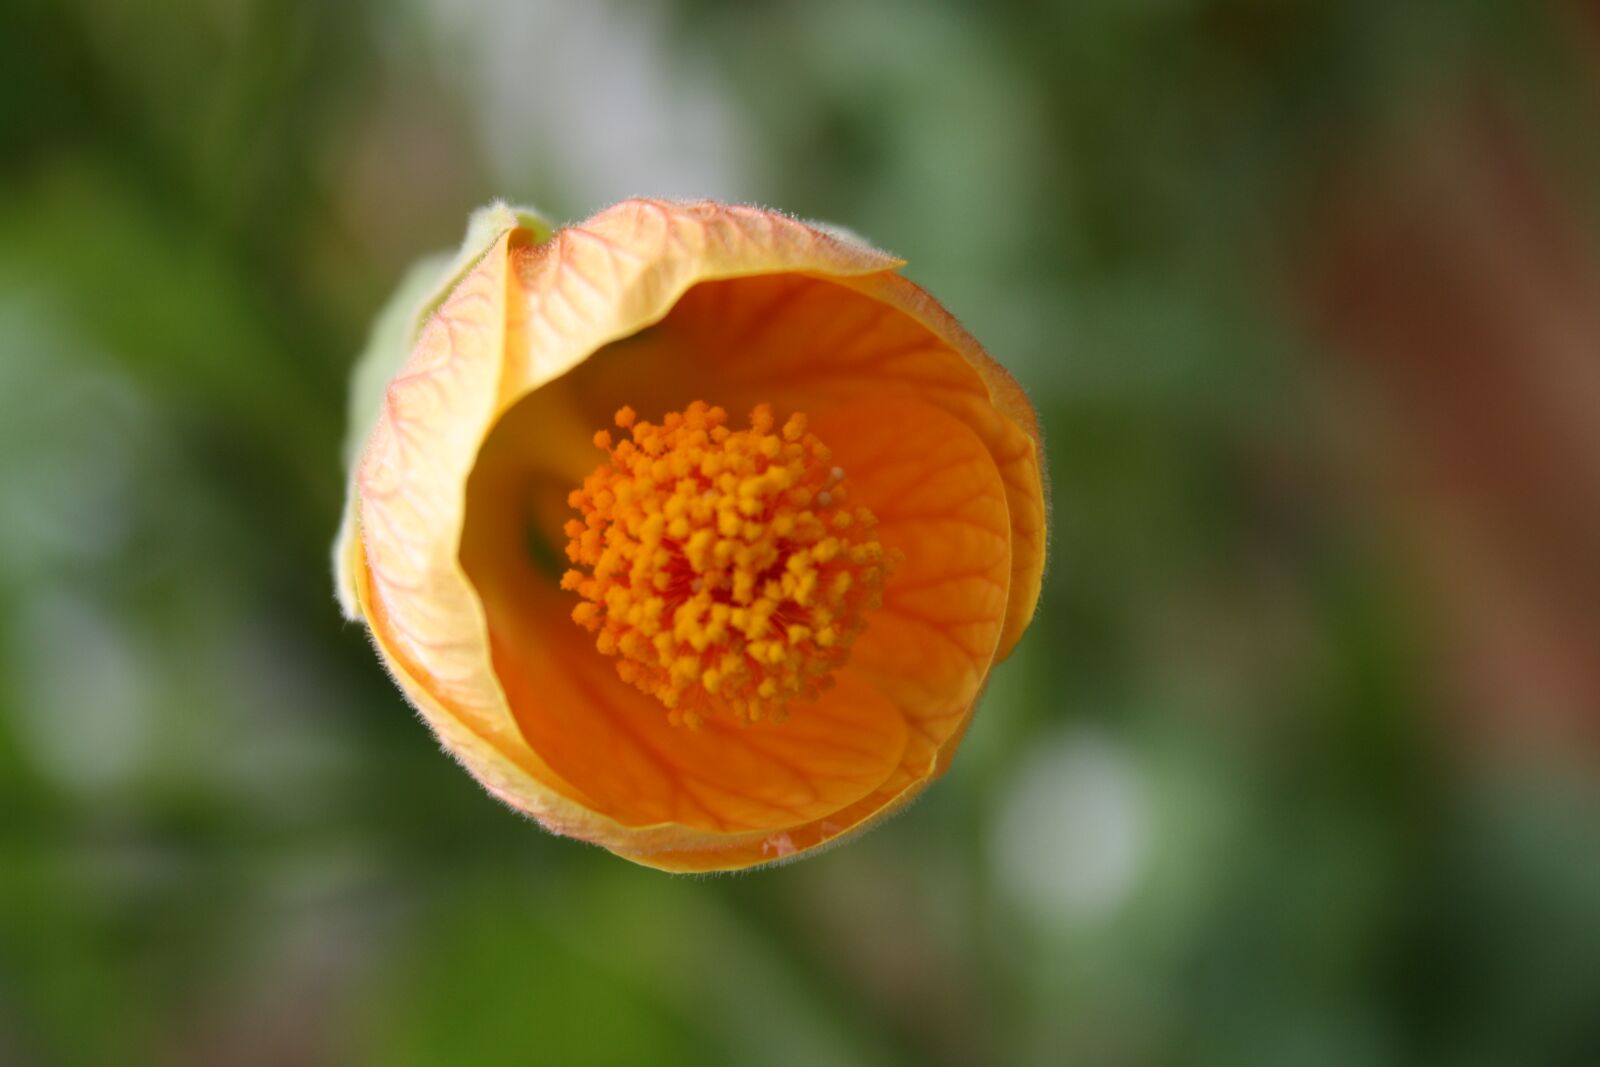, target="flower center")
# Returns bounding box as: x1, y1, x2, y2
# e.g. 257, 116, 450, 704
562, 402, 889, 727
